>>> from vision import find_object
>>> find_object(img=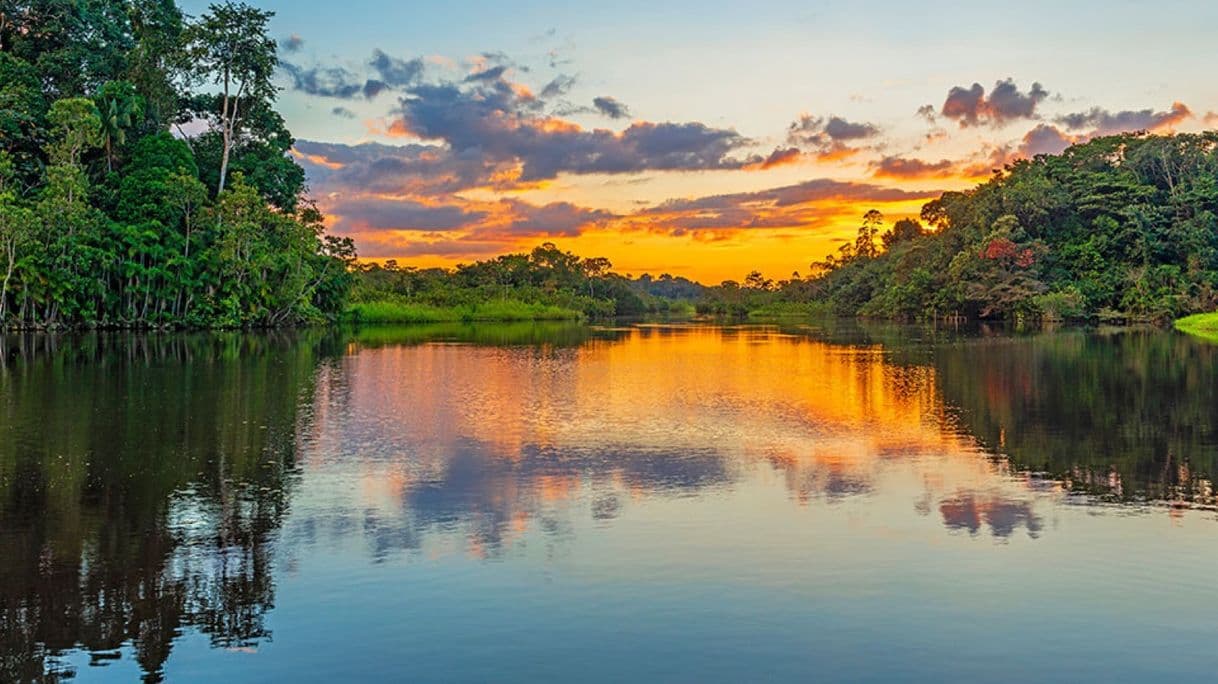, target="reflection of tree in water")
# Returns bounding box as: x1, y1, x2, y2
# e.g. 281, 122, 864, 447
932, 329, 1218, 507
771, 321, 1218, 526
0, 332, 338, 682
